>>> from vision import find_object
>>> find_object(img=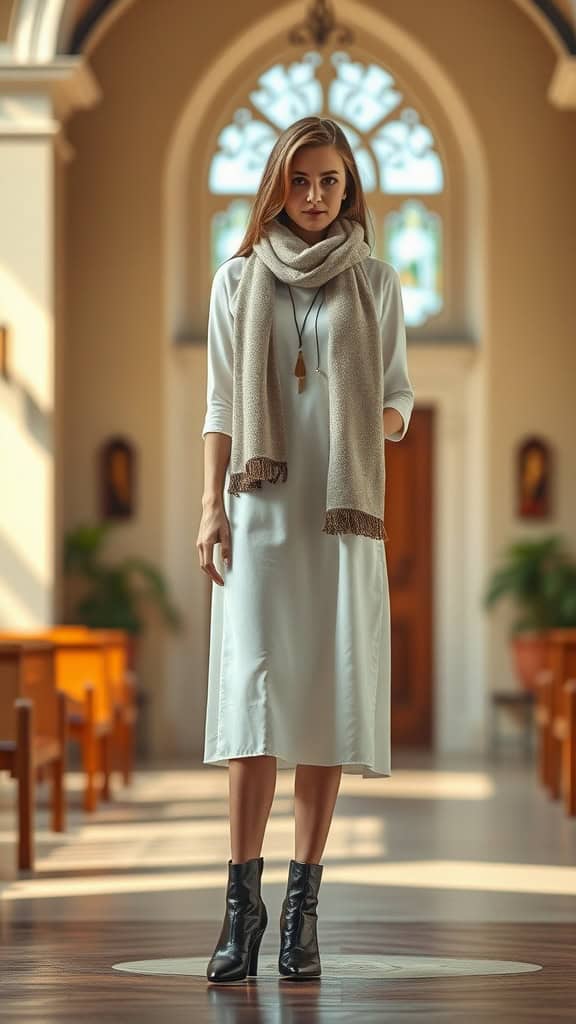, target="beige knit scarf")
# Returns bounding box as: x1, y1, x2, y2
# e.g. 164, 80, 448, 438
228, 215, 386, 541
